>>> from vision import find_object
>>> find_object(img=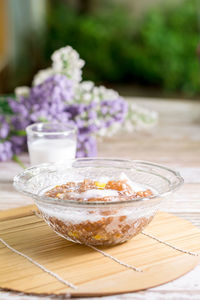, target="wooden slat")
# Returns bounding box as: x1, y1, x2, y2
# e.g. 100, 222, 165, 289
0, 206, 200, 296
0, 205, 36, 221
